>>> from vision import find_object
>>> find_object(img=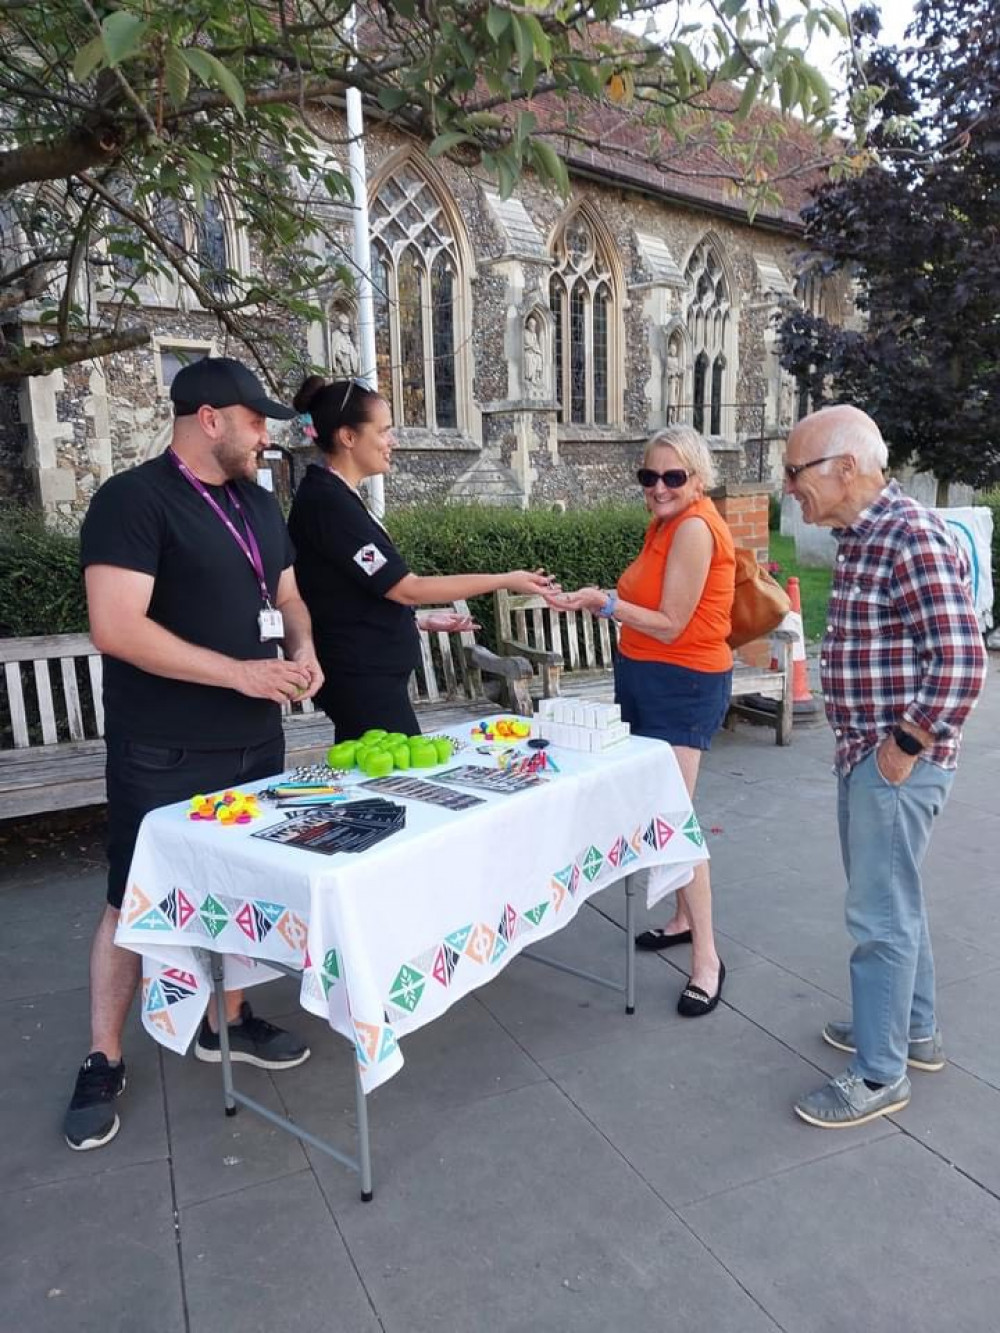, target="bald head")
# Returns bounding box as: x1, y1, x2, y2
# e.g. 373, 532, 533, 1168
788, 405, 888, 477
